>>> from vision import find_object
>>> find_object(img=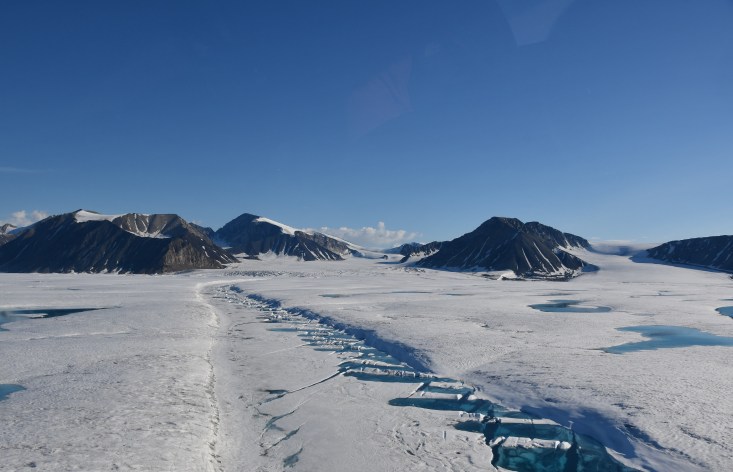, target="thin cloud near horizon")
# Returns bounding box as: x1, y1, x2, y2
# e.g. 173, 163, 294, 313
0, 166, 53, 174
0, 167, 34, 173
309, 222, 420, 249
1, 210, 49, 227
